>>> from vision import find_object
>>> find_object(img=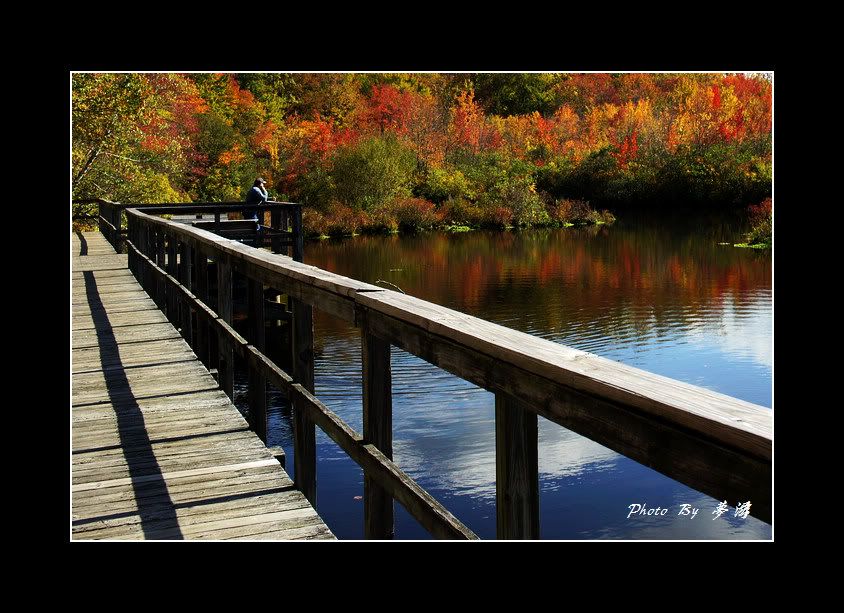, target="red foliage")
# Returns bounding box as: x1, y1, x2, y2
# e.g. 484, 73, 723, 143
722, 74, 771, 139
136, 74, 210, 171
226, 74, 258, 112
748, 198, 772, 225
719, 109, 746, 142
359, 85, 414, 135
482, 124, 503, 150
723, 74, 764, 101
324, 203, 367, 235
612, 128, 639, 168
